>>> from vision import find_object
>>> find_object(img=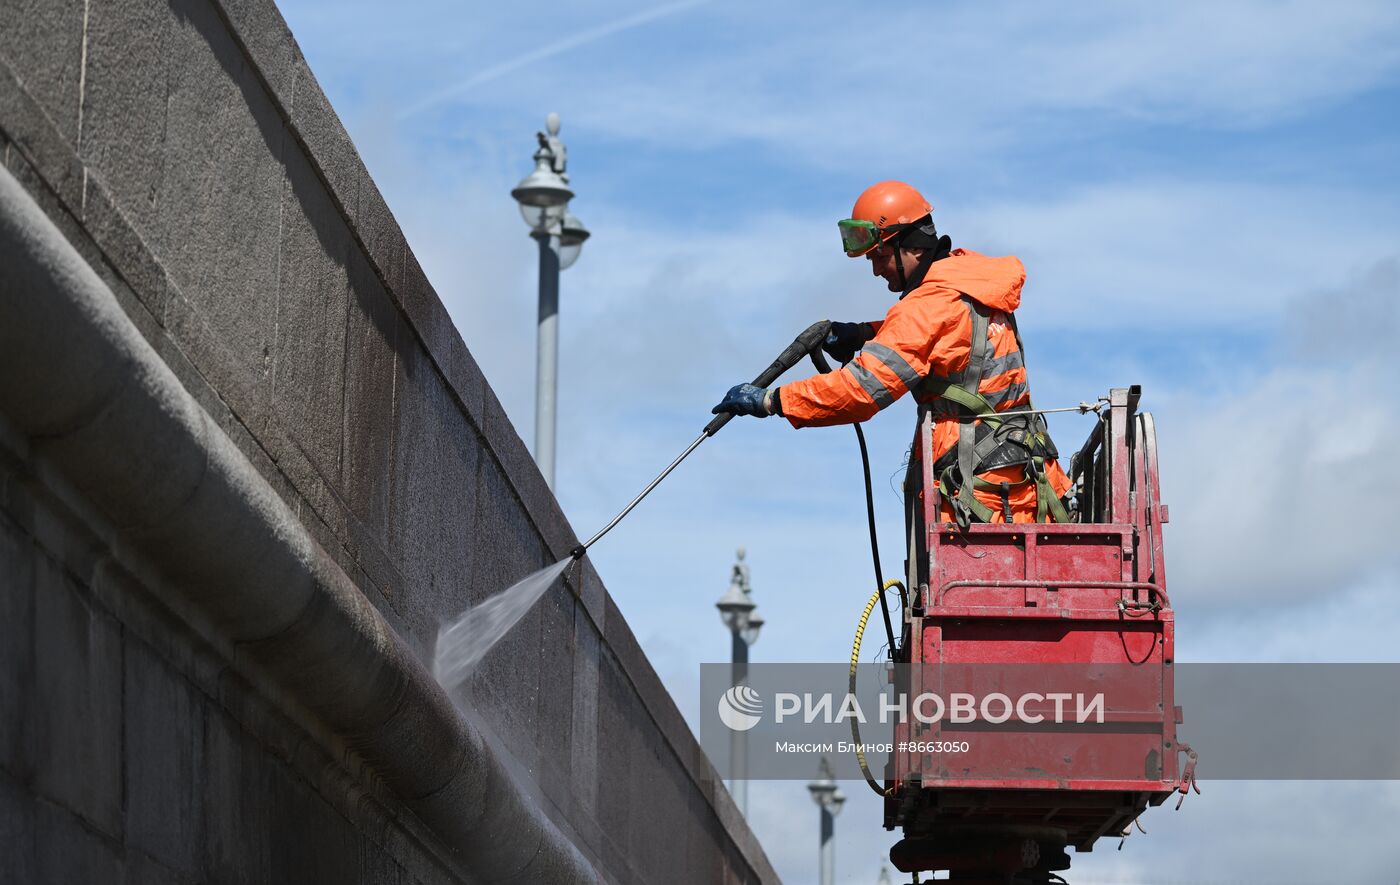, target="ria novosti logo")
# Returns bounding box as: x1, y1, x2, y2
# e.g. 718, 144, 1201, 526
715, 687, 1107, 730
717, 685, 763, 731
